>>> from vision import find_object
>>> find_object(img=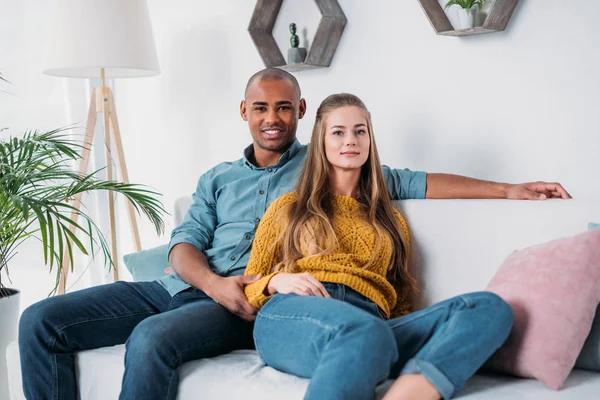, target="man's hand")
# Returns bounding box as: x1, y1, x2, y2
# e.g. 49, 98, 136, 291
205, 275, 262, 321
506, 181, 572, 200
267, 272, 331, 298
